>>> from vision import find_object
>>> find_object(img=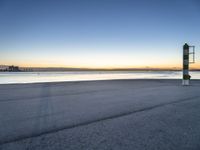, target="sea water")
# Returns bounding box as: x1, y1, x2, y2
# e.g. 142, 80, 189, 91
0, 71, 200, 84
